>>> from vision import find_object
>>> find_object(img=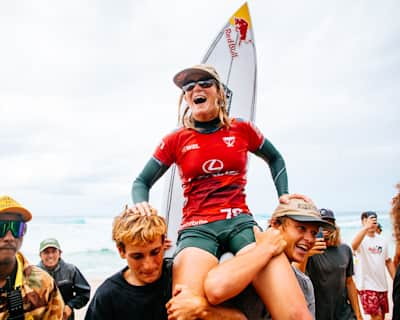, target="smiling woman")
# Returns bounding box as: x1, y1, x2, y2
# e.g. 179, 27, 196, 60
131, 64, 313, 319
